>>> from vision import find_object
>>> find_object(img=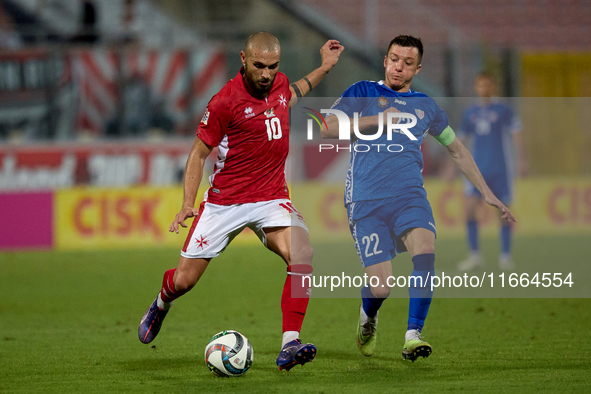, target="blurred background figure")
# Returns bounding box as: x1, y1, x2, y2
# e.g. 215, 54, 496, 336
72, 0, 98, 44
106, 72, 174, 137
106, 72, 150, 137
0, 0, 23, 49
148, 100, 174, 136
456, 72, 528, 272
118, 0, 137, 43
